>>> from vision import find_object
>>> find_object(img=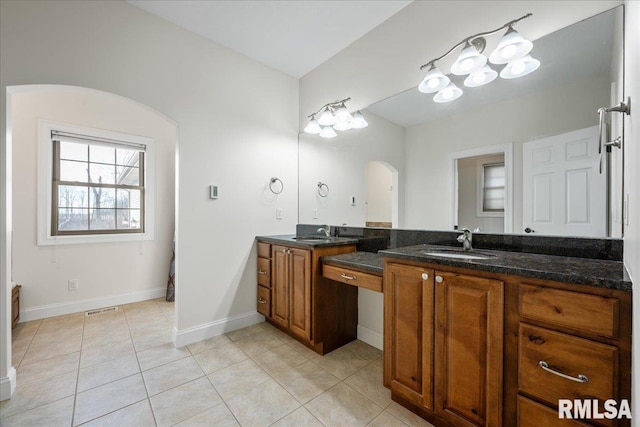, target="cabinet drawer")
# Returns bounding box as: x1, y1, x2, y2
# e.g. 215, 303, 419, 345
257, 242, 271, 259
322, 264, 382, 292
519, 284, 619, 338
518, 323, 618, 407
517, 395, 589, 427
257, 285, 270, 317
257, 257, 271, 287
